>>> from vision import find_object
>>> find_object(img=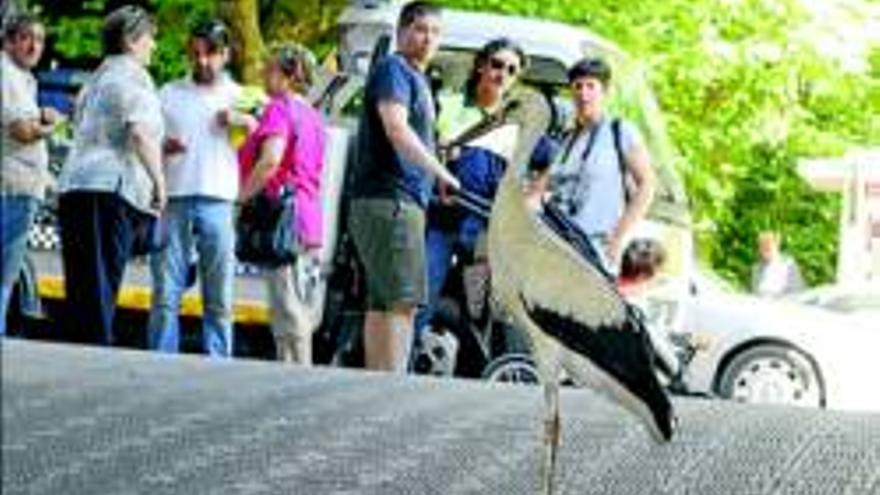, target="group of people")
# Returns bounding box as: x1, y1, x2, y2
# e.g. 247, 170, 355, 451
4, 2, 800, 374
0, 6, 326, 365
346, 2, 661, 373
